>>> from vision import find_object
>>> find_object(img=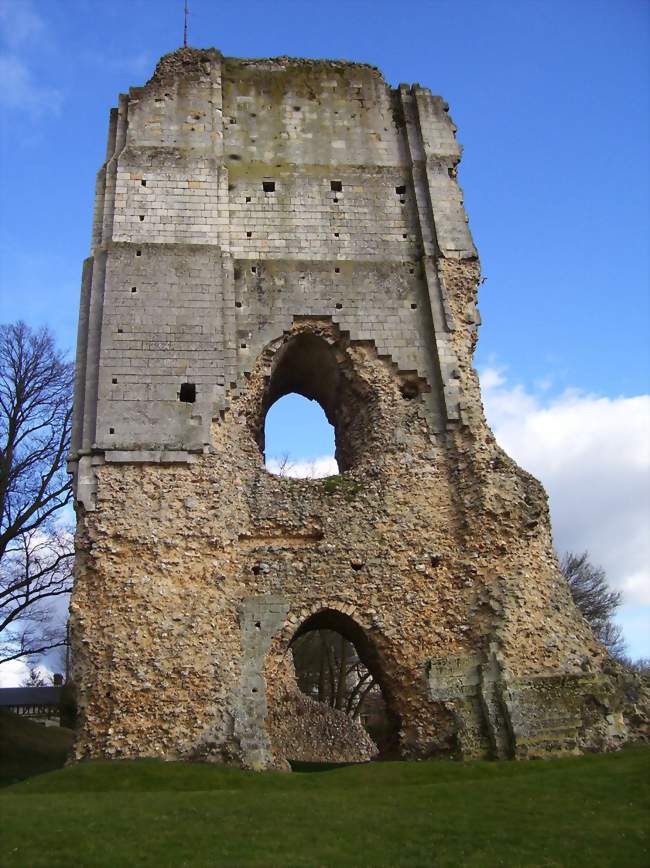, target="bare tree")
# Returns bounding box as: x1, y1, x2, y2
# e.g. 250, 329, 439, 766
273, 452, 294, 477
20, 665, 47, 688
292, 628, 384, 719
0, 322, 74, 665
560, 551, 625, 659
619, 656, 650, 675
